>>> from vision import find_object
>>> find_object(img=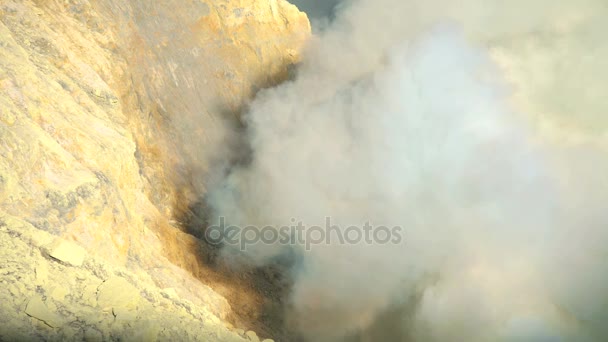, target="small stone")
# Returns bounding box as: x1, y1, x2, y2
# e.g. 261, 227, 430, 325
48, 239, 86, 266
161, 287, 178, 299
245, 330, 259, 342
25, 295, 63, 327
235, 328, 245, 336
